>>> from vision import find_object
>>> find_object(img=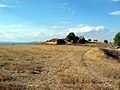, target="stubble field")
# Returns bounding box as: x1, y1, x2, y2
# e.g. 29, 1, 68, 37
0, 44, 120, 90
